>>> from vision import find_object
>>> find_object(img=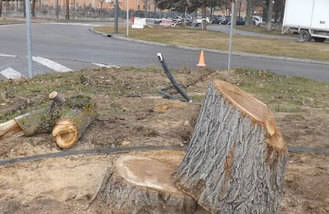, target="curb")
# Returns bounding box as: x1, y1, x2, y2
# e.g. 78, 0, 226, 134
90, 28, 329, 66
